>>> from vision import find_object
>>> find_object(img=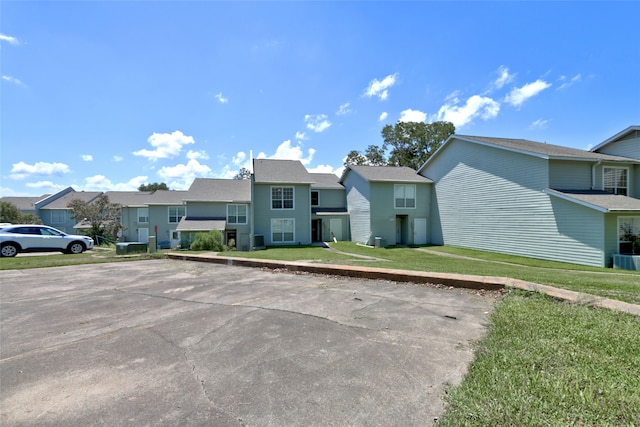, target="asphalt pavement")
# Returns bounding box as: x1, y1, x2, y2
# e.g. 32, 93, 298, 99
1, 259, 497, 426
